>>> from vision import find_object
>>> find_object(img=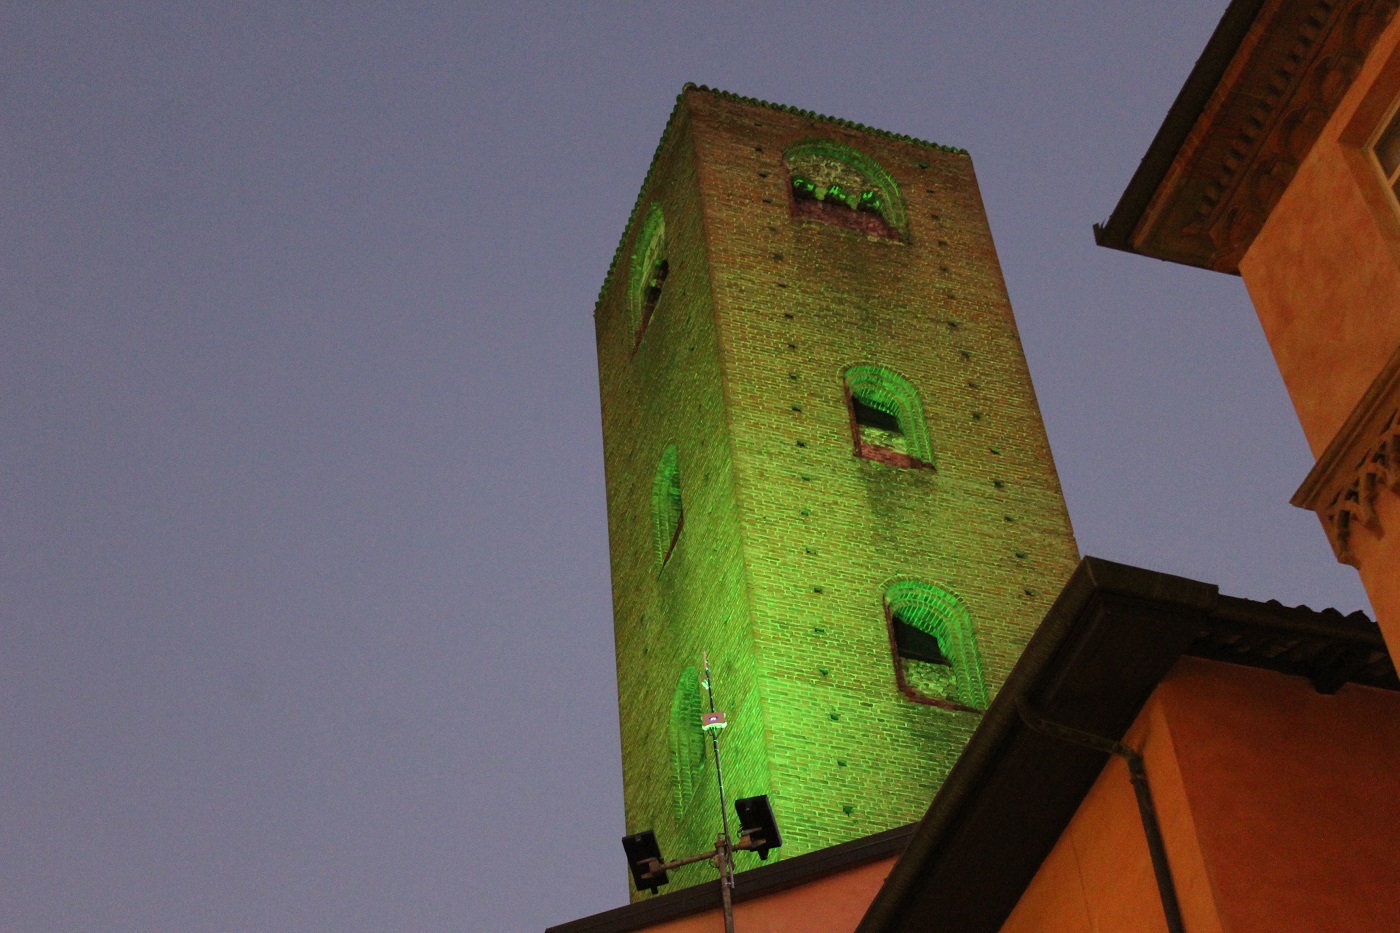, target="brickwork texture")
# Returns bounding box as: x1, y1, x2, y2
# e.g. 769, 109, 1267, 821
594, 86, 1079, 899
